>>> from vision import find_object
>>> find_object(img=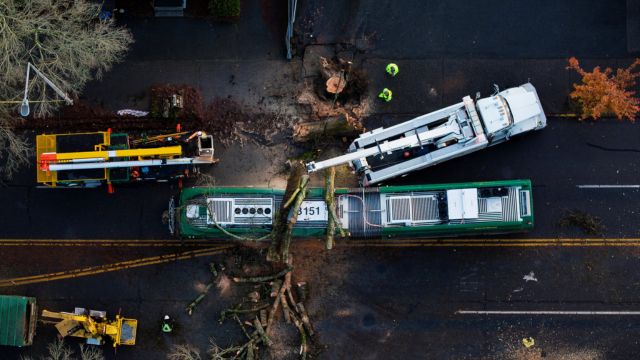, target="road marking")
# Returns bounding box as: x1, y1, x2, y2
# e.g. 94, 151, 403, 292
348, 238, 640, 243
5, 238, 640, 249
577, 185, 640, 189
0, 239, 226, 247
457, 310, 640, 315
344, 238, 640, 247
0, 245, 235, 287
345, 242, 640, 247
